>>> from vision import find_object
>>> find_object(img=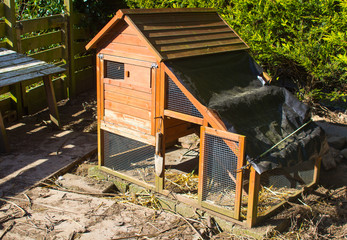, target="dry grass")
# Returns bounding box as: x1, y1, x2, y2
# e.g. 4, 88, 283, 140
165, 170, 199, 197
266, 186, 347, 240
